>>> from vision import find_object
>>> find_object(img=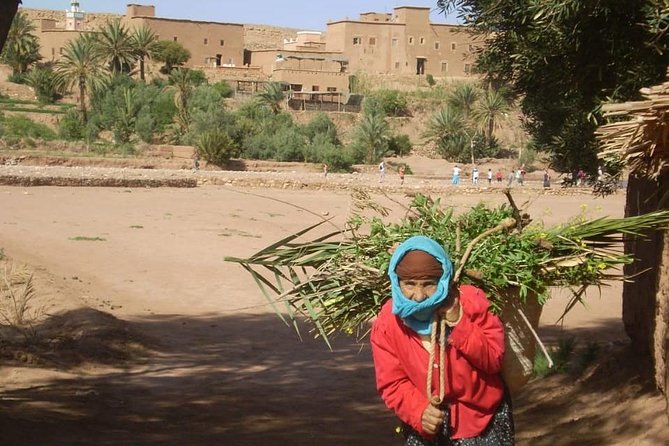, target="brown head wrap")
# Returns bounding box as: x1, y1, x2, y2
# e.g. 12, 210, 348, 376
395, 250, 443, 280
